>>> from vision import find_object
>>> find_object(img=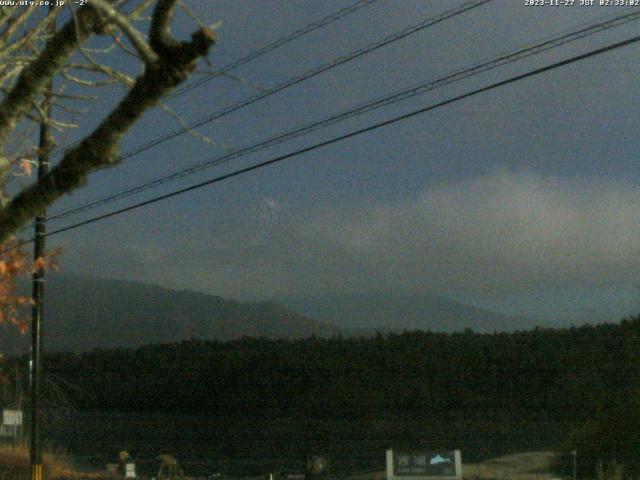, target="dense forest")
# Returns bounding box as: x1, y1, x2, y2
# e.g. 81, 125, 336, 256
7, 317, 640, 476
